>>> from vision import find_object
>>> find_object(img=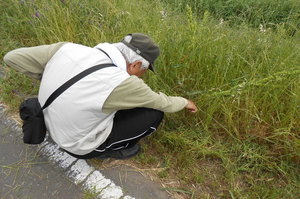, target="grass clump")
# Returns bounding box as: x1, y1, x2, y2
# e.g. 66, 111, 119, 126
161, 0, 300, 30
0, 0, 299, 198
